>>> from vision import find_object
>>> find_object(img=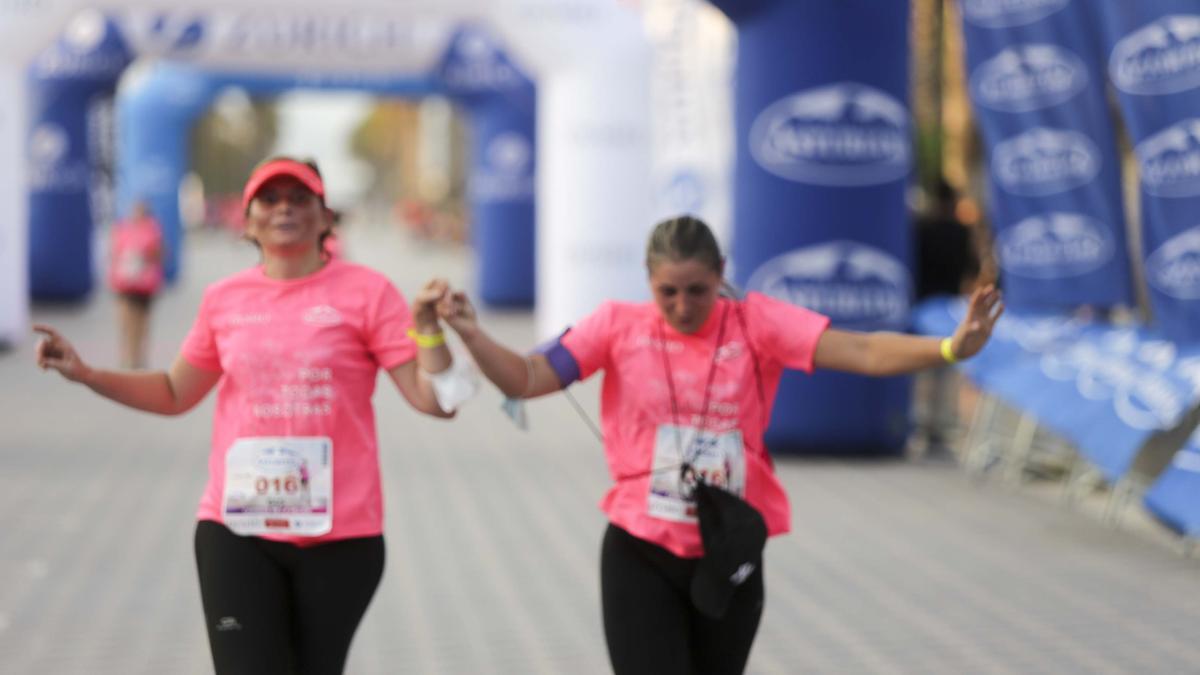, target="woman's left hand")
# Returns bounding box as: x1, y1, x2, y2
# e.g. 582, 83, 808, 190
949, 284, 1004, 361
413, 278, 451, 332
